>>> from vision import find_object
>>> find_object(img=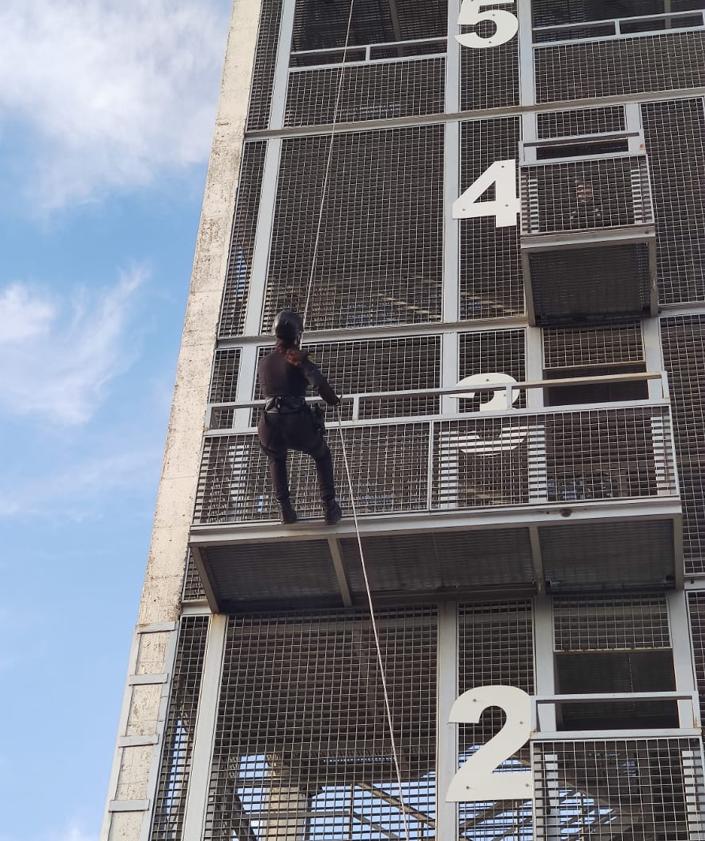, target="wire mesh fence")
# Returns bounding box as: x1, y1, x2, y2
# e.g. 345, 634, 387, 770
246, 0, 282, 131
149, 616, 209, 841
533, 738, 705, 840
554, 596, 671, 652
537, 106, 626, 139
285, 58, 446, 126
661, 315, 705, 573
218, 142, 267, 339
193, 405, 677, 525
642, 98, 705, 305
521, 156, 654, 235
262, 126, 444, 332
535, 30, 705, 102
543, 324, 644, 370
203, 607, 438, 840
460, 118, 524, 320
